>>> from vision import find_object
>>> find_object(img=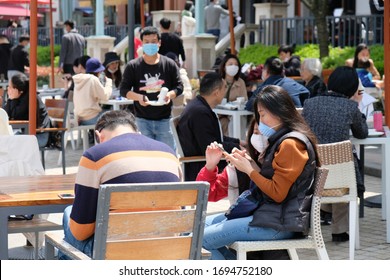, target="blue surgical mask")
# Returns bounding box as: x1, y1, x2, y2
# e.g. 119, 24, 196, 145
143, 43, 159, 56
259, 121, 279, 138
